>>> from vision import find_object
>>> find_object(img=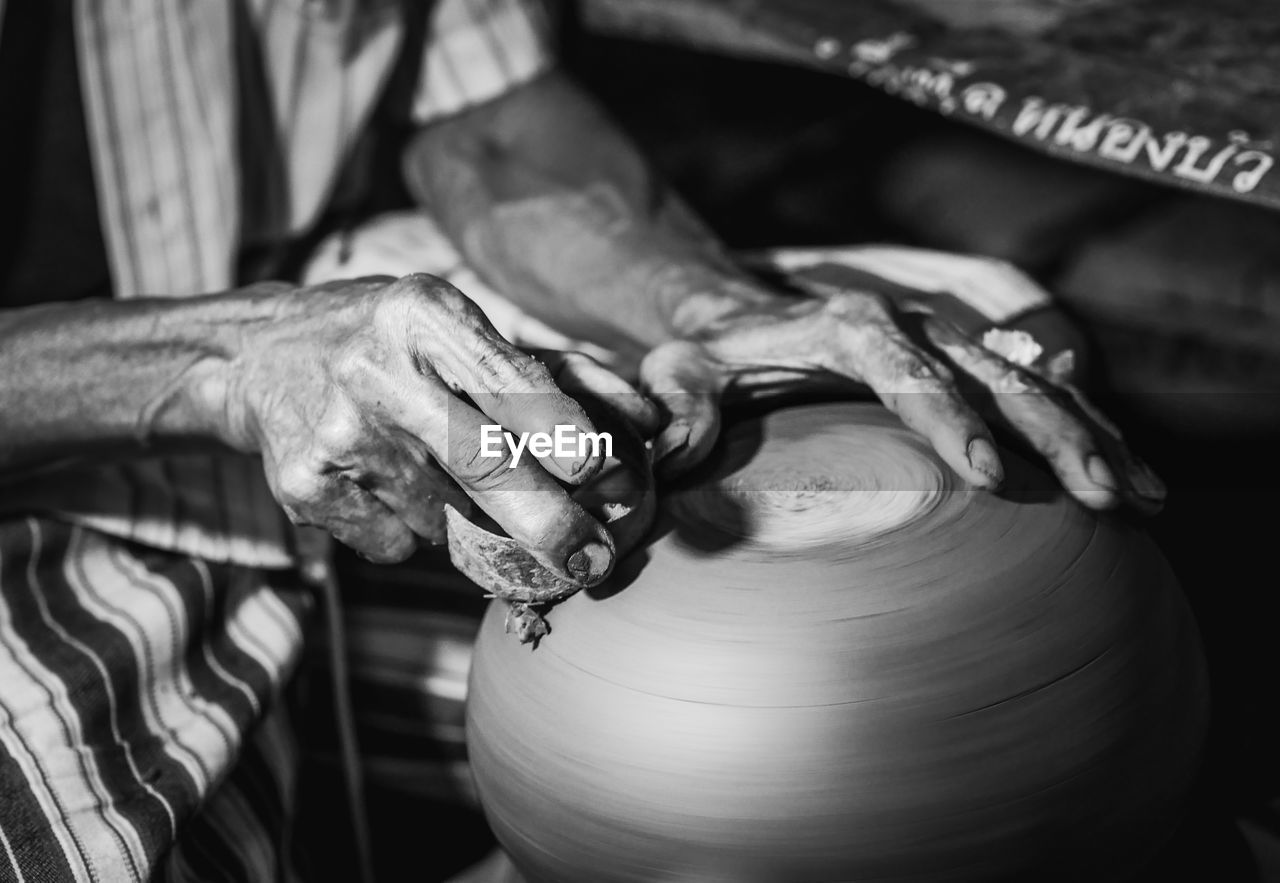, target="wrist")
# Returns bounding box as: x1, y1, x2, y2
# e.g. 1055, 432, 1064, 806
154, 284, 300, 453
655, 263, 781, 340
